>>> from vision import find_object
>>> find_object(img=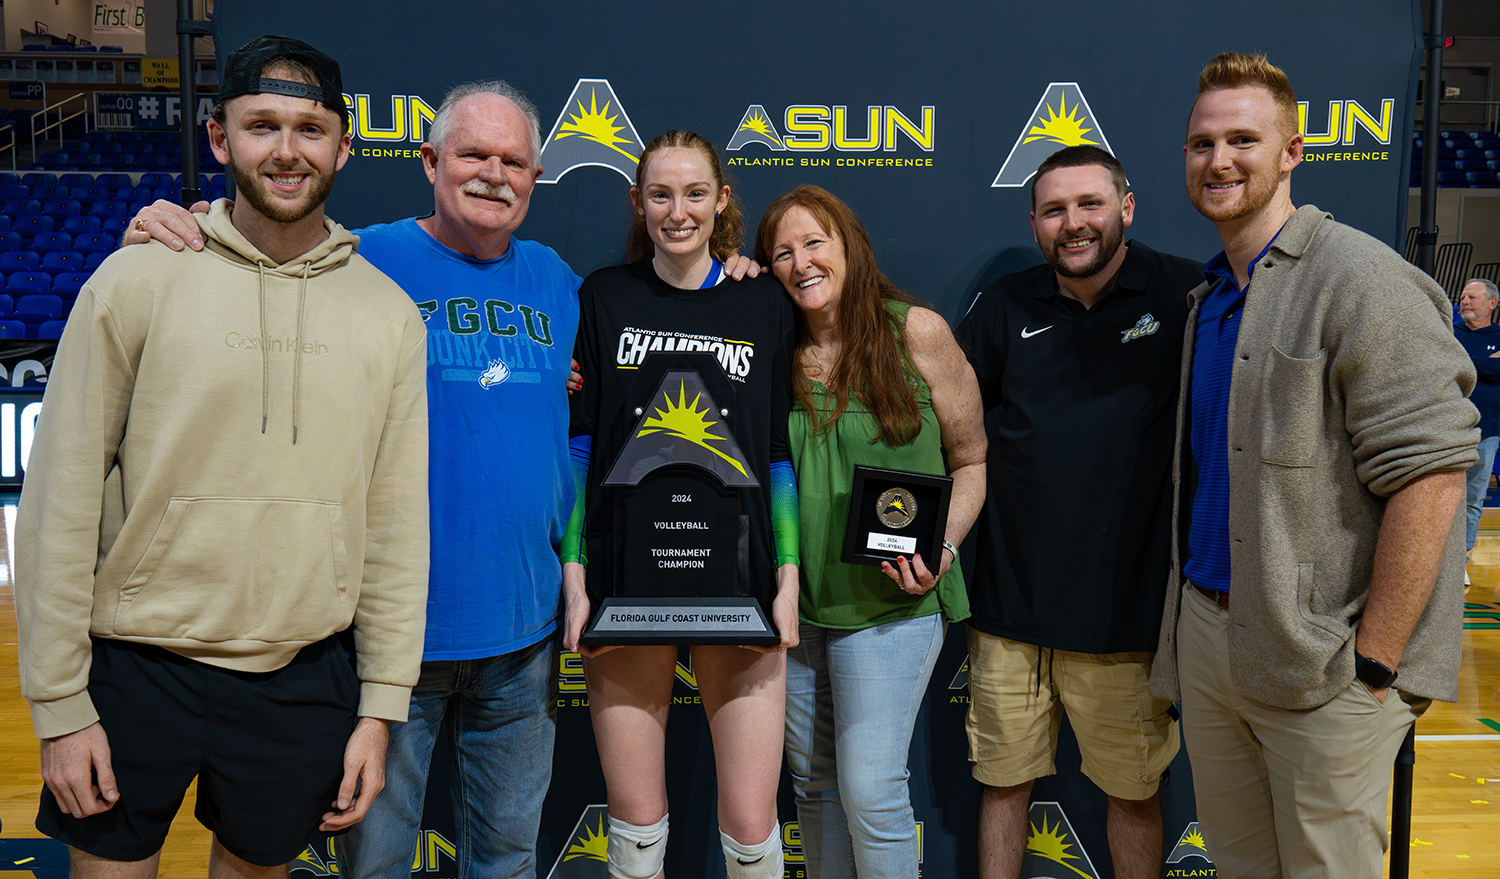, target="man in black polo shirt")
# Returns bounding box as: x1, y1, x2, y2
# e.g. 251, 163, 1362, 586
955, 145, 1202, 879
